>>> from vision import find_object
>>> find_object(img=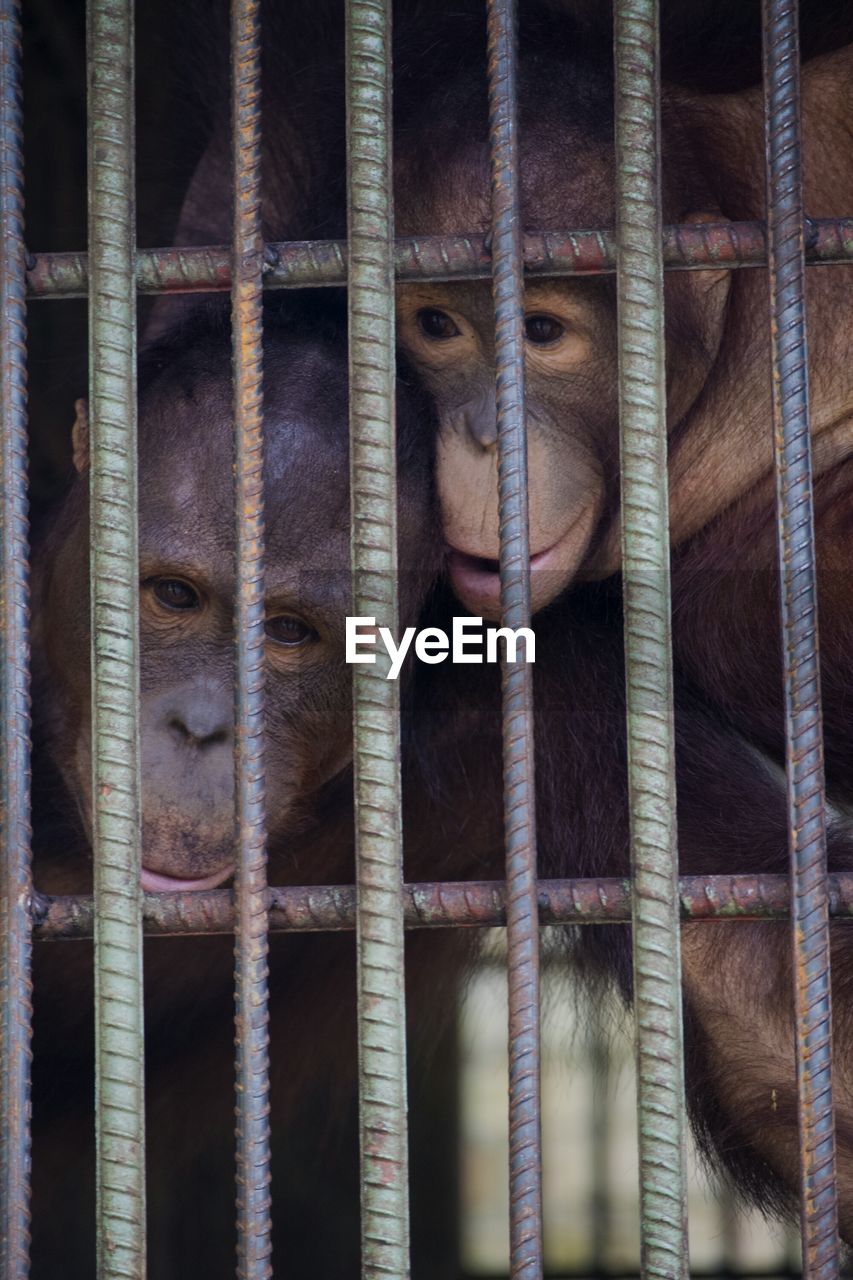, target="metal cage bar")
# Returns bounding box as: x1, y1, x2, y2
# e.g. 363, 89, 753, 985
28, 873, 853, 939
483, 0, 543, 1275
613, 2, 688, 1277
86, 0, 146, 1275
761, 1, 839, 1274
230, 1, 272, 1276
345, 0, 411, 1274
25, 218, 853, 300
0, 1, 31, 1274
11, 2, 853, 1275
